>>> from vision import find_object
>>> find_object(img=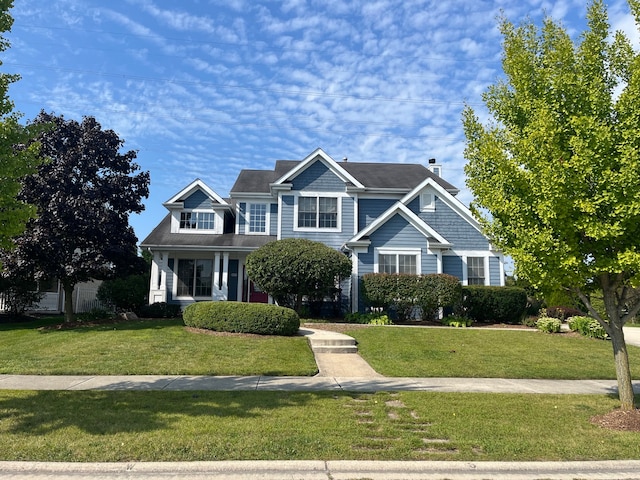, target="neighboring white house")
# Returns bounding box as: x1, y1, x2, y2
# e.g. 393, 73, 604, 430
0, 279, 104, 314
